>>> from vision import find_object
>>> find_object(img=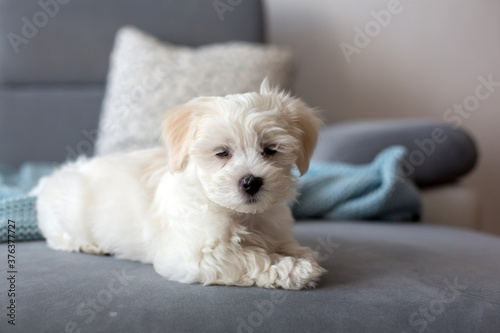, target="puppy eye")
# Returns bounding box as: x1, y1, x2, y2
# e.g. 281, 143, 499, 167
262, 147, 277, 156
216, 150, 230, 158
